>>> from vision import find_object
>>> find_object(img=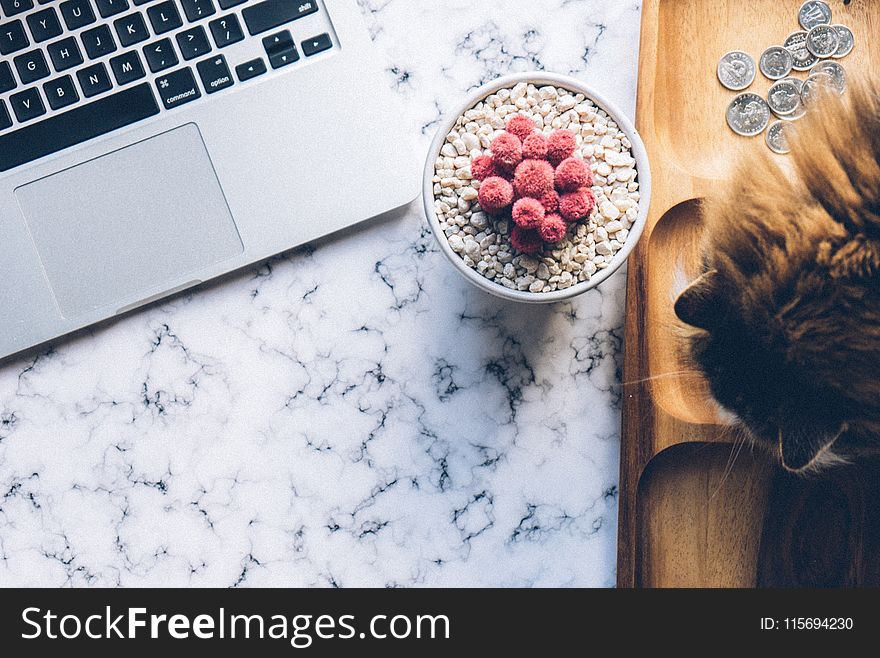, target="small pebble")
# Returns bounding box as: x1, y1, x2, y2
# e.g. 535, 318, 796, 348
600, 201, 621, 221
462, 133, 481, 151
471, 212, 489, 230
448, 234, 464, 253
460, 187, 478, 202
